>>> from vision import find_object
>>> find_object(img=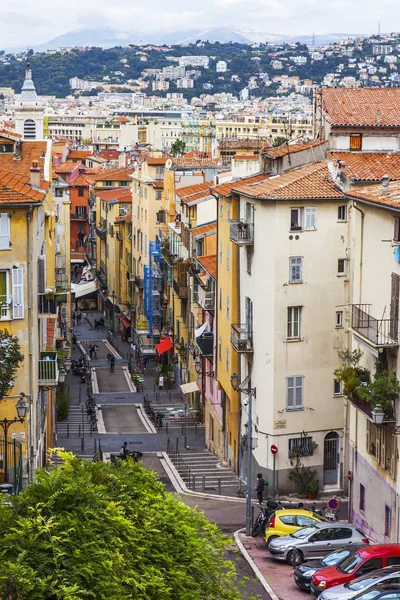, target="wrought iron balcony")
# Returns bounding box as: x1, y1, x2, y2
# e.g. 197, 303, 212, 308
38, 352, 59, 386
231, 324, 253, 353
229, 220, 254, 245
70, 212, 89, 221
197, 287, 215, 311
173, 279, 188, 299
196, 332, 214, 357
351, 304, 398, 347
96, 227, 107, 242
134, 276, 144, 289
38, 294, 57, 315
